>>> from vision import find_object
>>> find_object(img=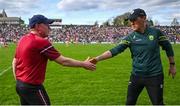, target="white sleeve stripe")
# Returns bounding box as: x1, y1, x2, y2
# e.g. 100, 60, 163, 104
40, 45, 53, 54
